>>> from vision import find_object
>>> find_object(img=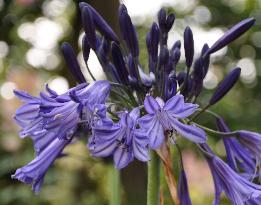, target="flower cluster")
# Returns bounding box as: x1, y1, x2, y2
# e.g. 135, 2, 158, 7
11, 2, 261, 205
